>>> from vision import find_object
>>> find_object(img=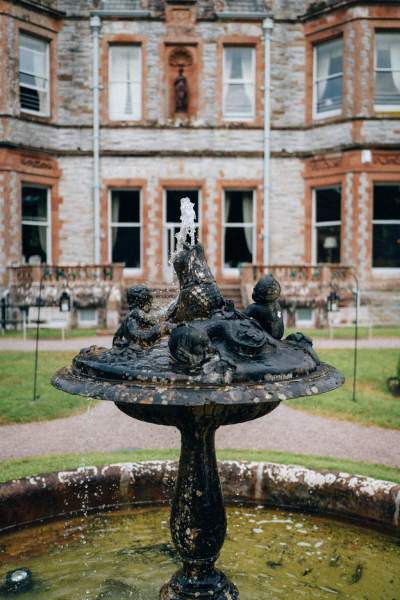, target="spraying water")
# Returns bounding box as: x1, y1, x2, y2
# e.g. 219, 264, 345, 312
175, 197, 196, 253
